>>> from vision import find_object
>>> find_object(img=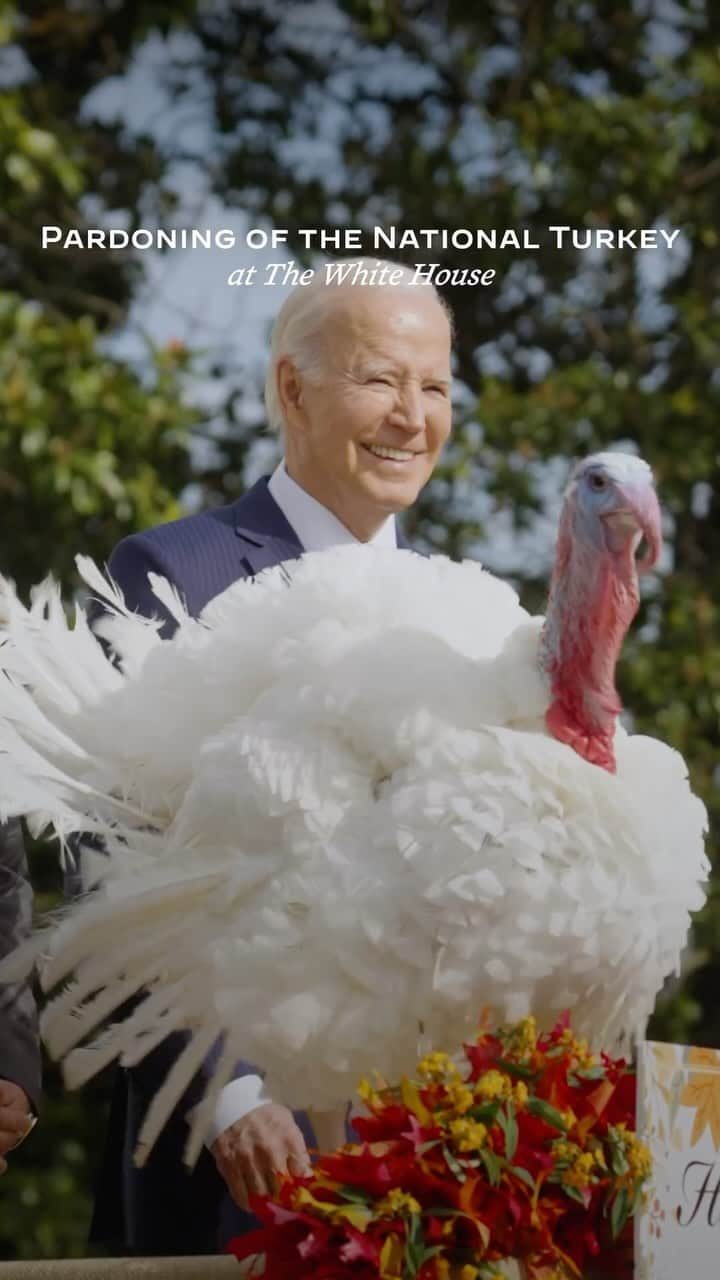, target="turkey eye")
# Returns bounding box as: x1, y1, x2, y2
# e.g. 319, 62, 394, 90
588, 473, 607, 491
